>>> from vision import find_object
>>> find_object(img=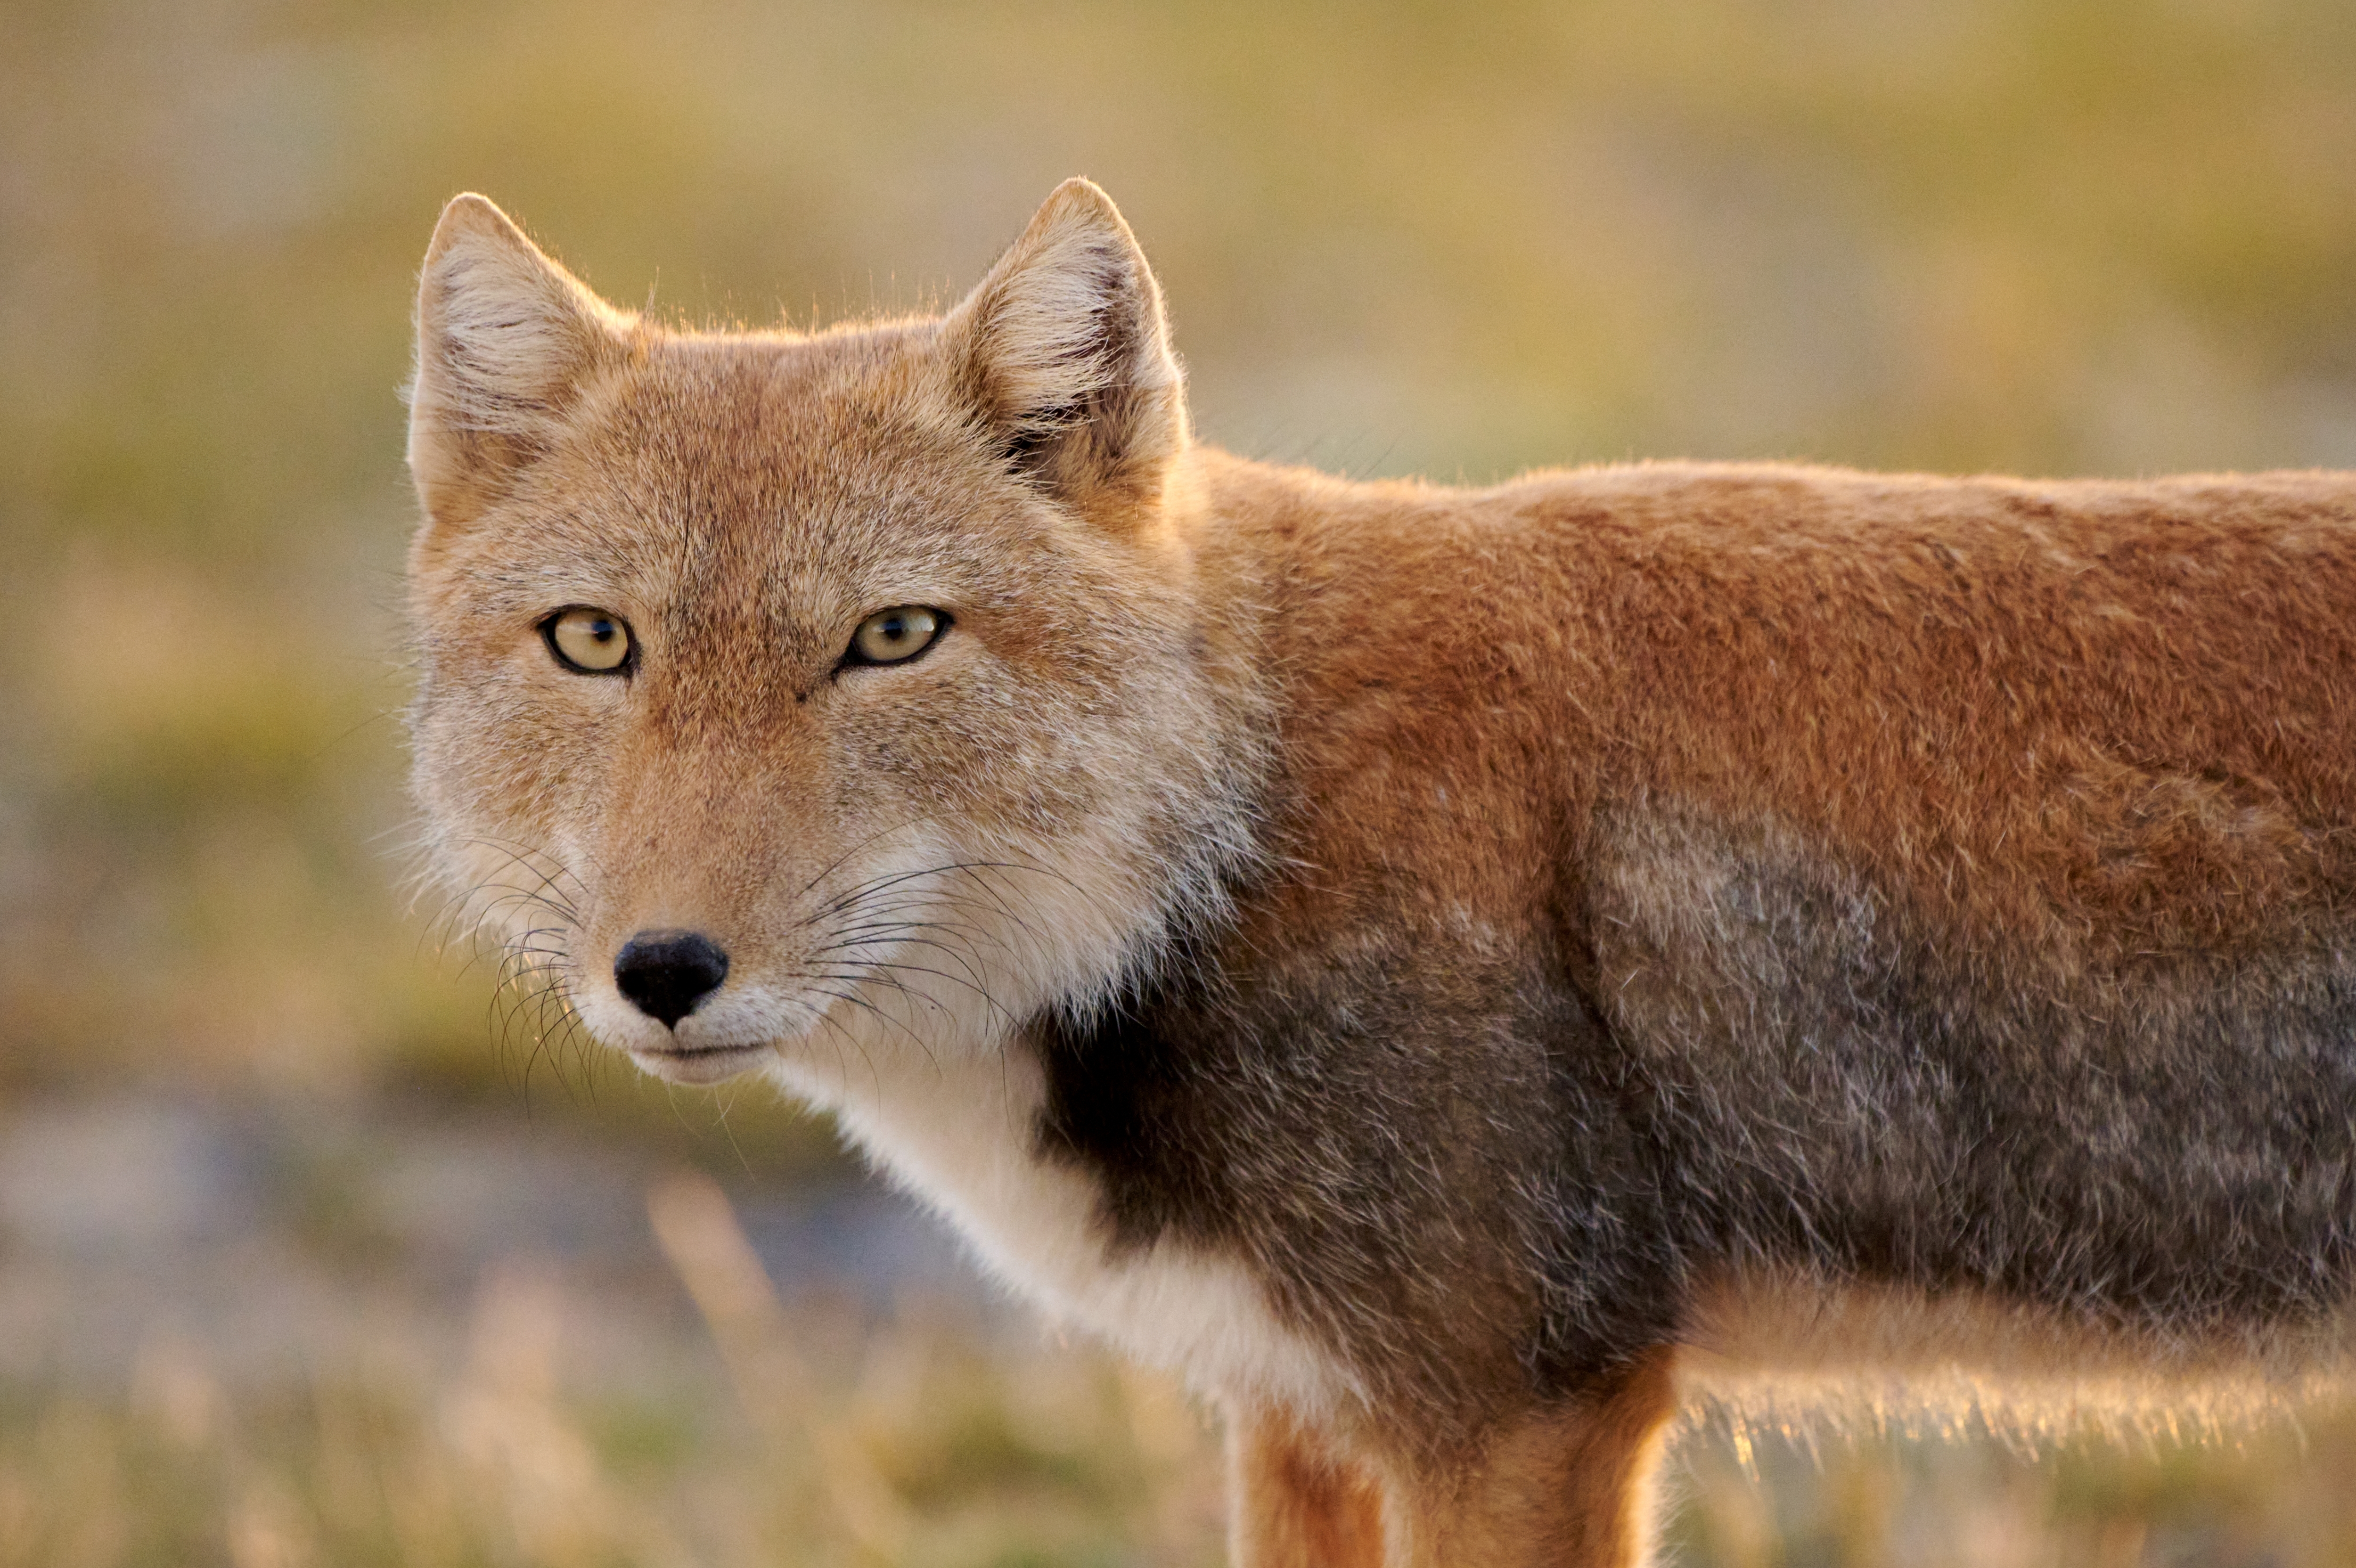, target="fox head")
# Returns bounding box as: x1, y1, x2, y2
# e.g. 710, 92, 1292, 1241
404, 181, 1262, 1086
